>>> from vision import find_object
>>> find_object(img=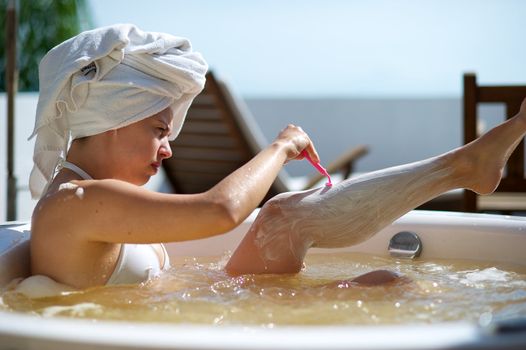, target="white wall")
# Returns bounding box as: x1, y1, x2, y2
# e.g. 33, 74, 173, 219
1, 94, 38, 222
0, 100, 5, 222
